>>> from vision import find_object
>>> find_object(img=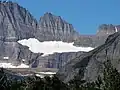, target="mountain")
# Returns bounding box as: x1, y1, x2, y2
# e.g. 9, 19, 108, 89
96, 24, 118, 36
0, 1, 42, 67
74, 24, 120, 47
0, 1, 119, 70
57, 31, 120, 83
0, 1, 44, 68
0, 1, 37, 41
0, 1, 84, 68
36, 12, 79, 42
